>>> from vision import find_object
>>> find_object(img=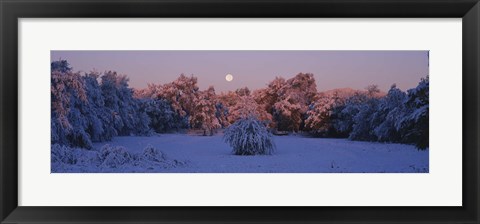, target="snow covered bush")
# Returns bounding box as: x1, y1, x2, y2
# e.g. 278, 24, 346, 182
141, 144, 167, 162
51, 143, 186, 172
51, 144, 101, 172
100, 144, 132, 168
223, 117, 275, 155
51, 144, 78, 165
132, 144, 186, 170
